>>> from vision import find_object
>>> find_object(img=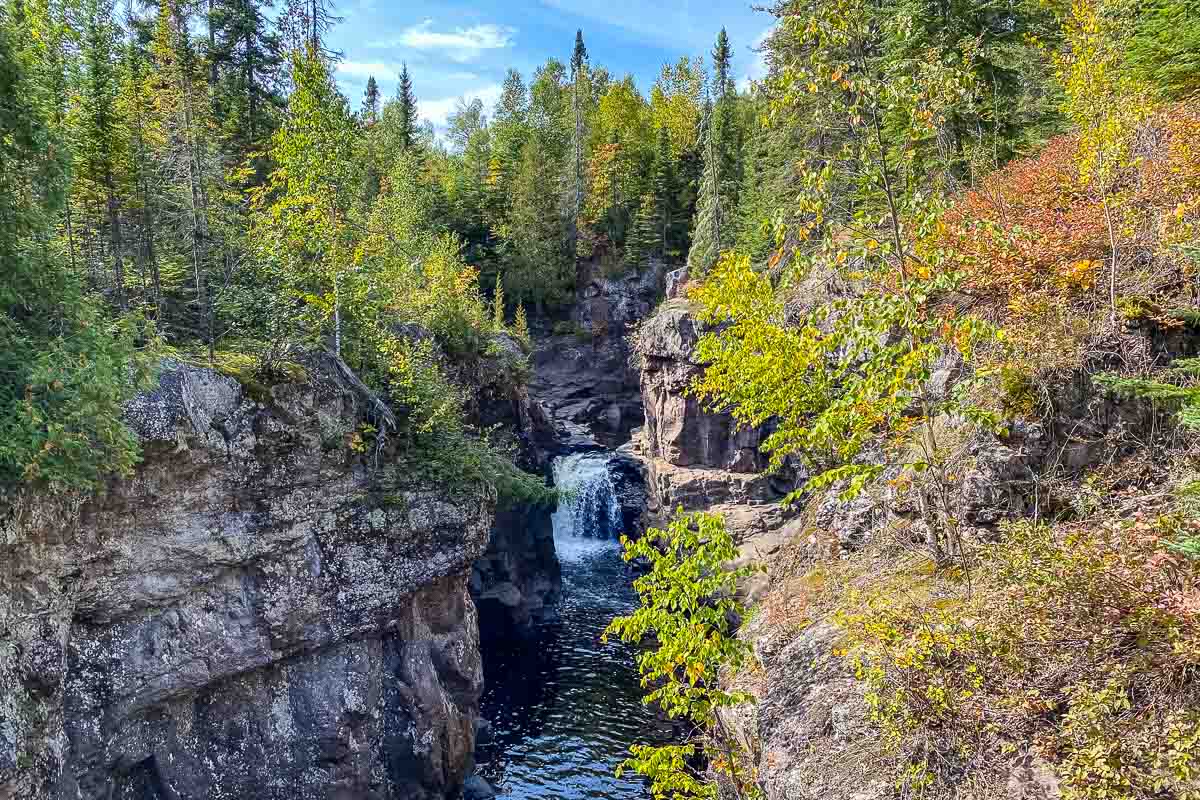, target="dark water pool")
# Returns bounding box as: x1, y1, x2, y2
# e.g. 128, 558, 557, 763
475, 455, 676, 799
